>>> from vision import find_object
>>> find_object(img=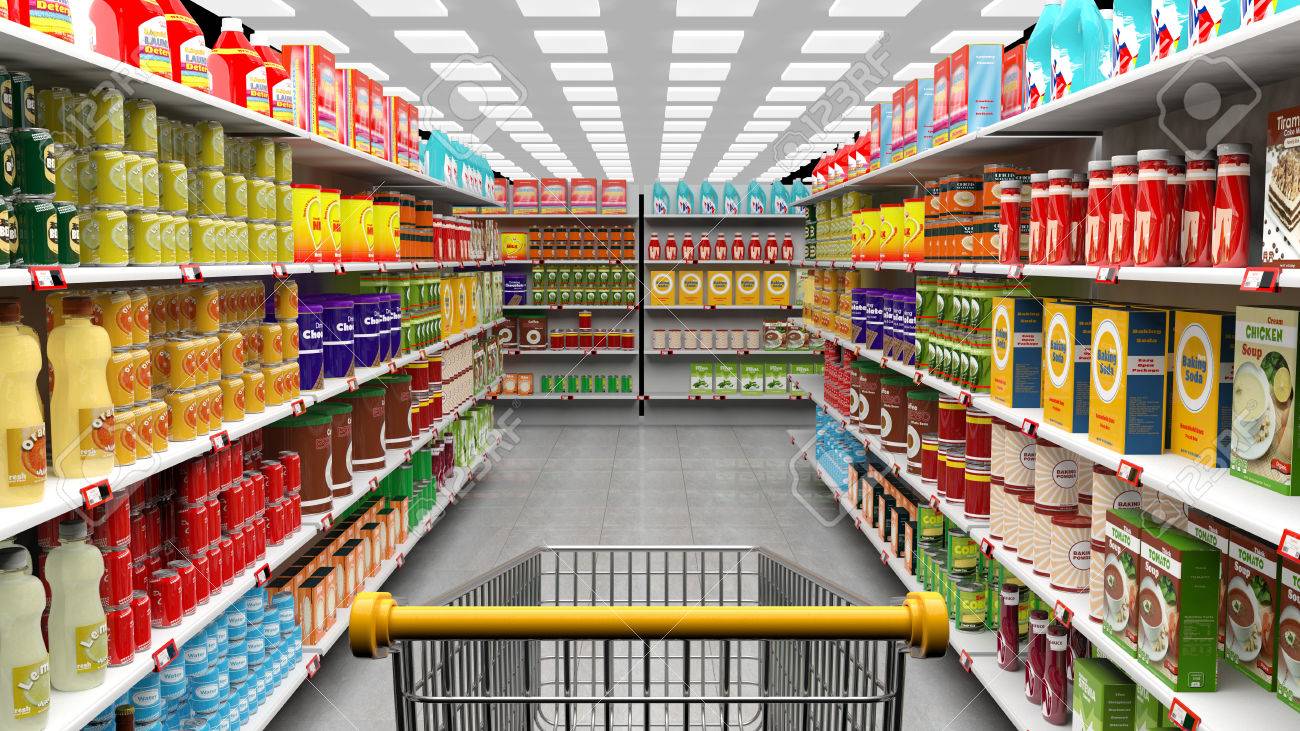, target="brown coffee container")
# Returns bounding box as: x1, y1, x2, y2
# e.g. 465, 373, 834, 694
264, 413, 333, 516
311, 402, 354, 500
338, 386, 387, 471
377, 374, 413, 450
